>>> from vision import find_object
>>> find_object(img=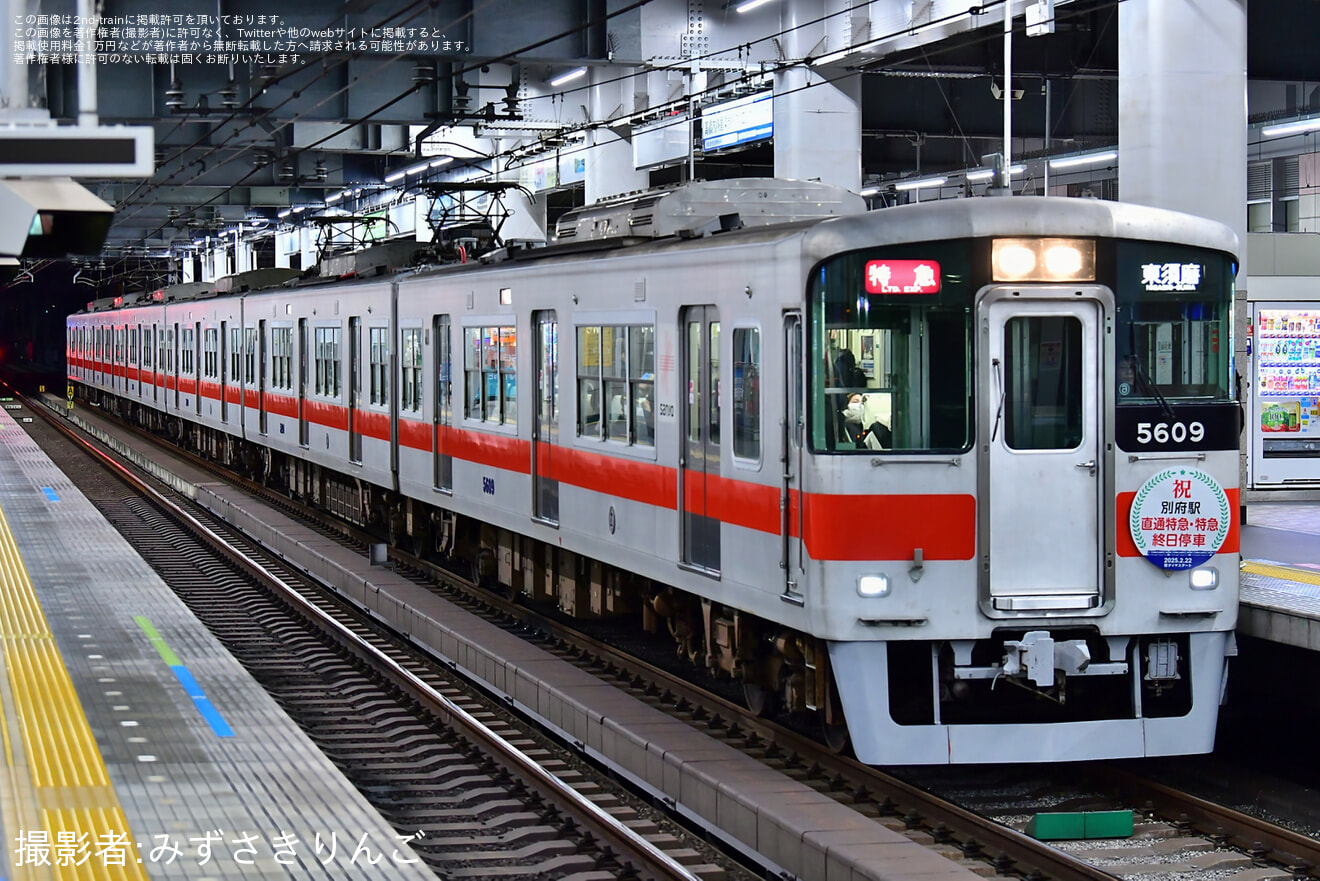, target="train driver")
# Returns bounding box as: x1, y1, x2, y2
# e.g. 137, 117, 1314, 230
842, 393, 891, 450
